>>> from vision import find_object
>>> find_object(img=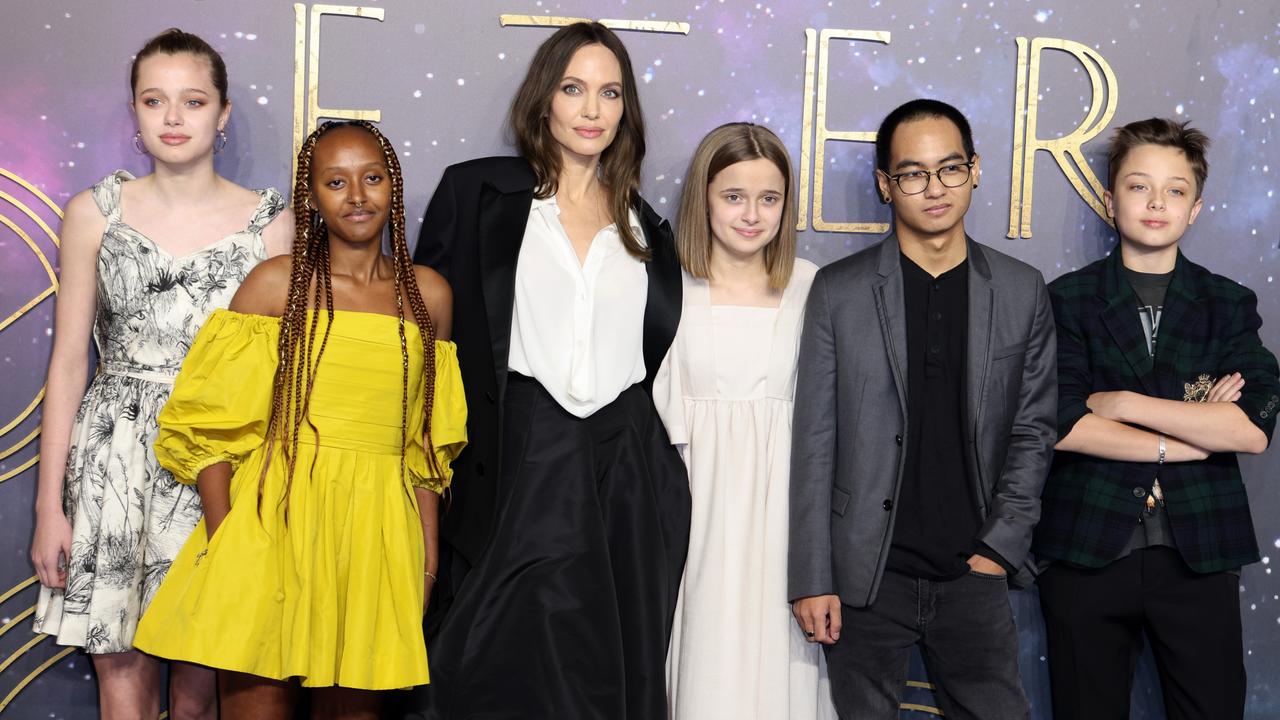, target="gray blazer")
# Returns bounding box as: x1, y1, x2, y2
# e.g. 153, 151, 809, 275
788, 235, 1056, 607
